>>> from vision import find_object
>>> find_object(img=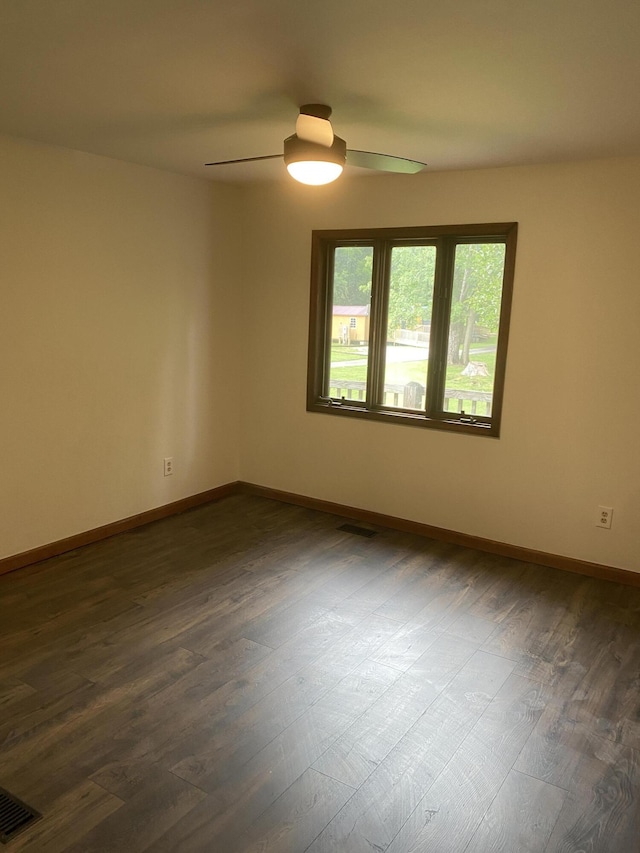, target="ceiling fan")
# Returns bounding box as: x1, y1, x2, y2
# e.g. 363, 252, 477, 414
205, 104, 427, 185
